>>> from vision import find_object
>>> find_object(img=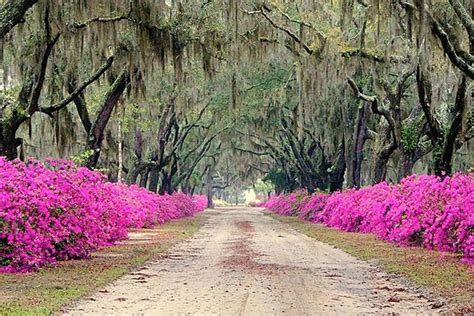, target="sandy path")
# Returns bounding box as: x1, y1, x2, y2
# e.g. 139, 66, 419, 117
65, 207, 442, 315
